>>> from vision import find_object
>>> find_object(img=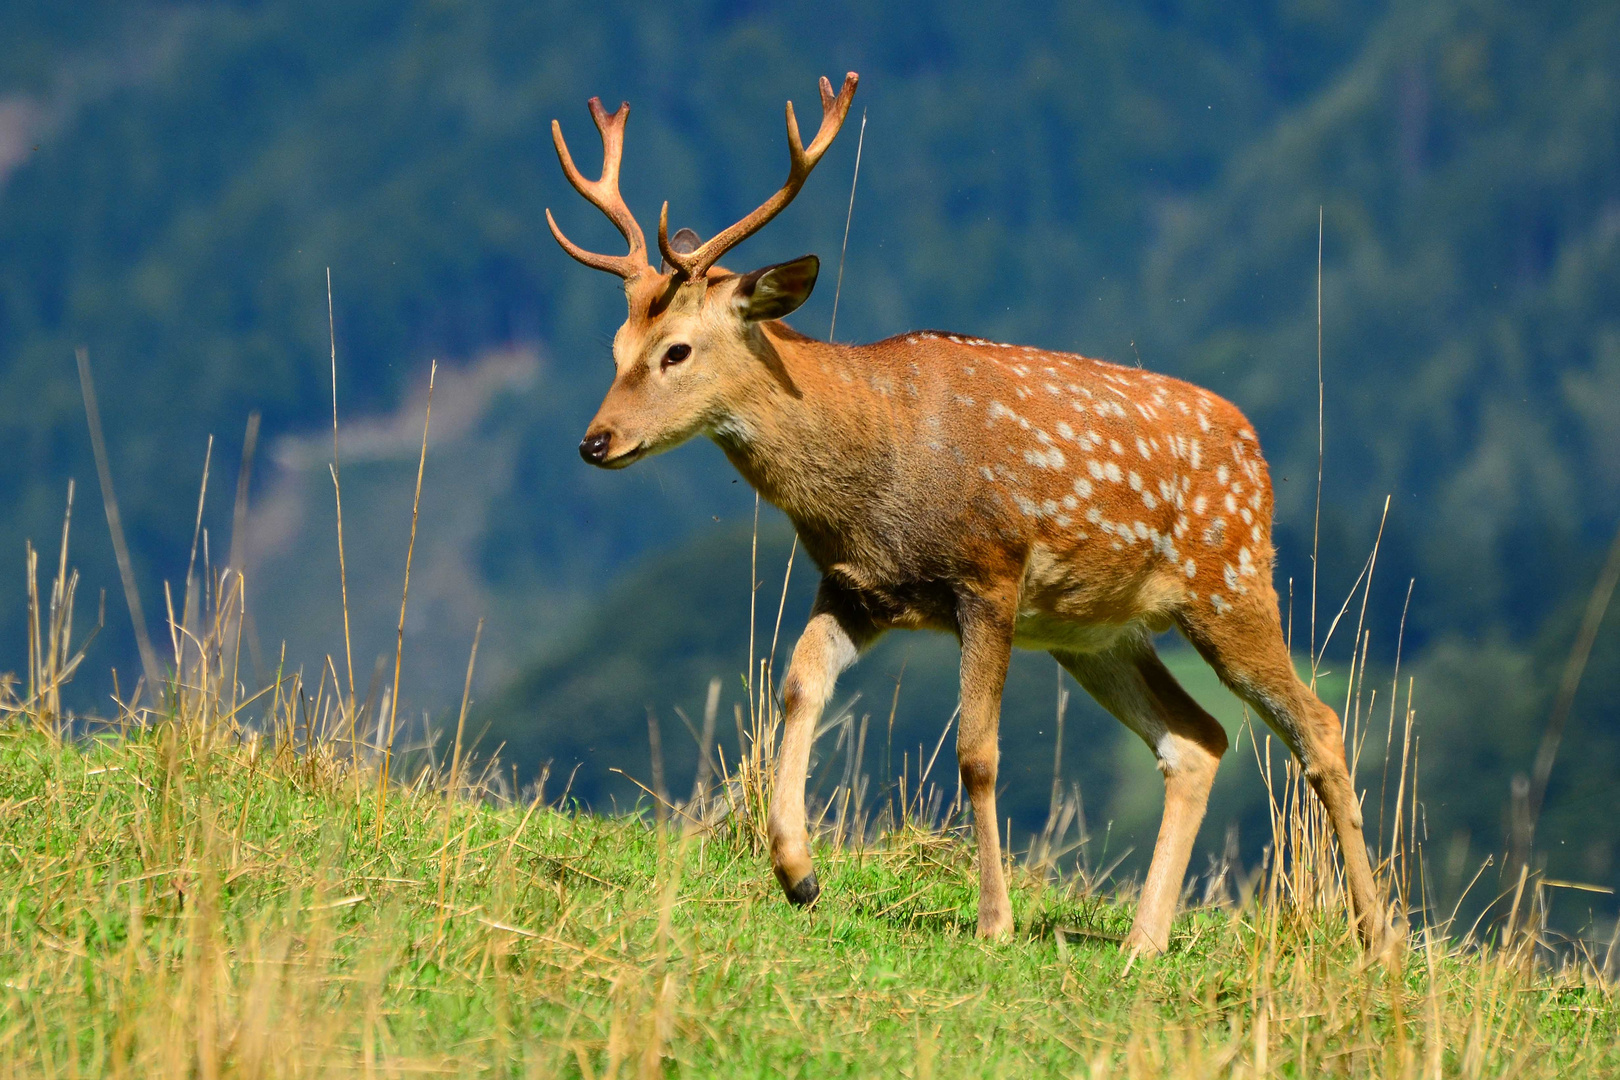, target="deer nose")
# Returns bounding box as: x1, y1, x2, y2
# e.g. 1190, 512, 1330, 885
579, 430, 612, 465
